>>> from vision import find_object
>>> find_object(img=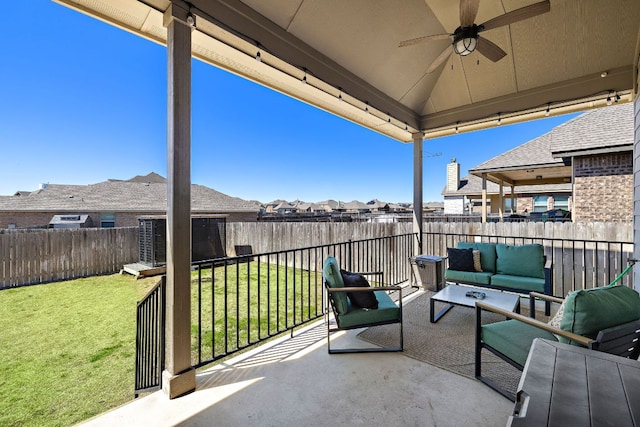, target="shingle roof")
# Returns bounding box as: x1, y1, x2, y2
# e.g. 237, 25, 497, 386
471, 132, 561, 172
442, 175, 571, 196
0, 175, 259, 213
550, 102, 633, 156
470, 102, 633, 172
